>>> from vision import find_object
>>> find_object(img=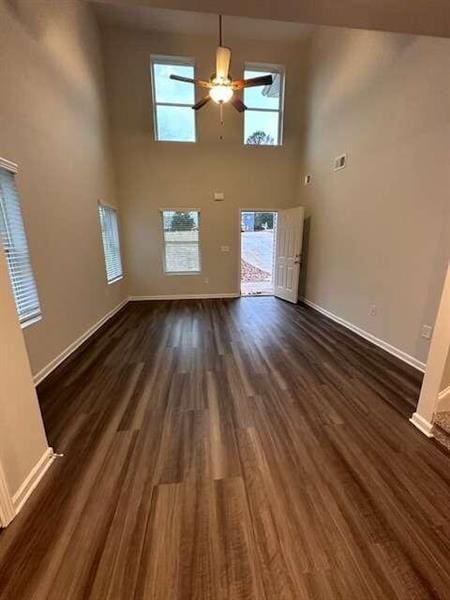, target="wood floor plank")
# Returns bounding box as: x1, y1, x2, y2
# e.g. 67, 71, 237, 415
134, 479, 265, 600
0, 297, 448, 599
